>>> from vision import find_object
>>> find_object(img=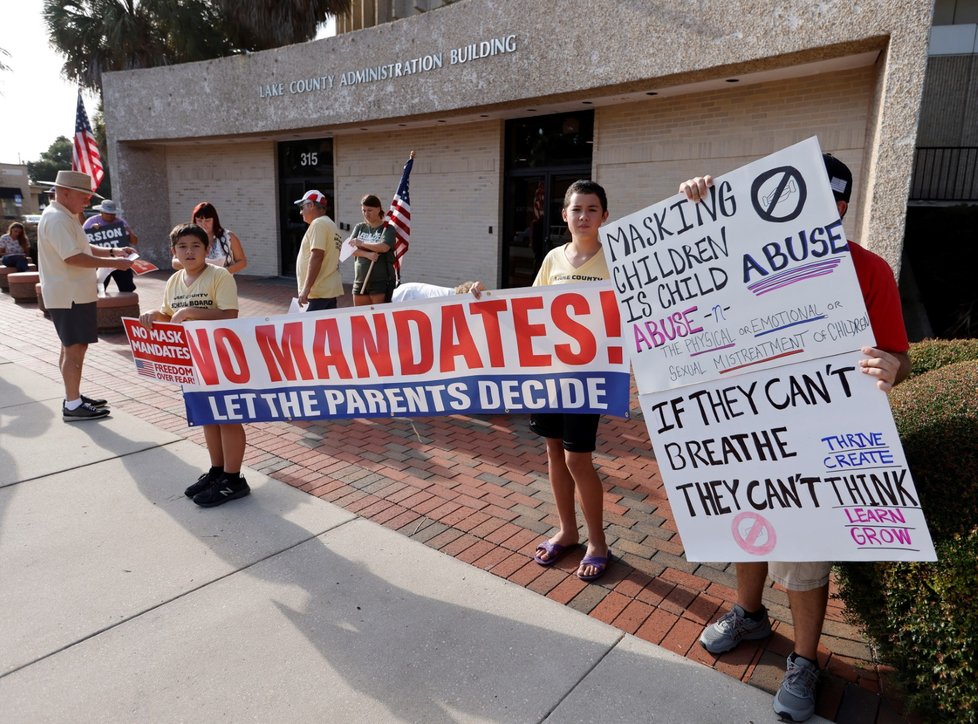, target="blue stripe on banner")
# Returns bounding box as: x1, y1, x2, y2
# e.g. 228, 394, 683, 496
183, 372, 631, 425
